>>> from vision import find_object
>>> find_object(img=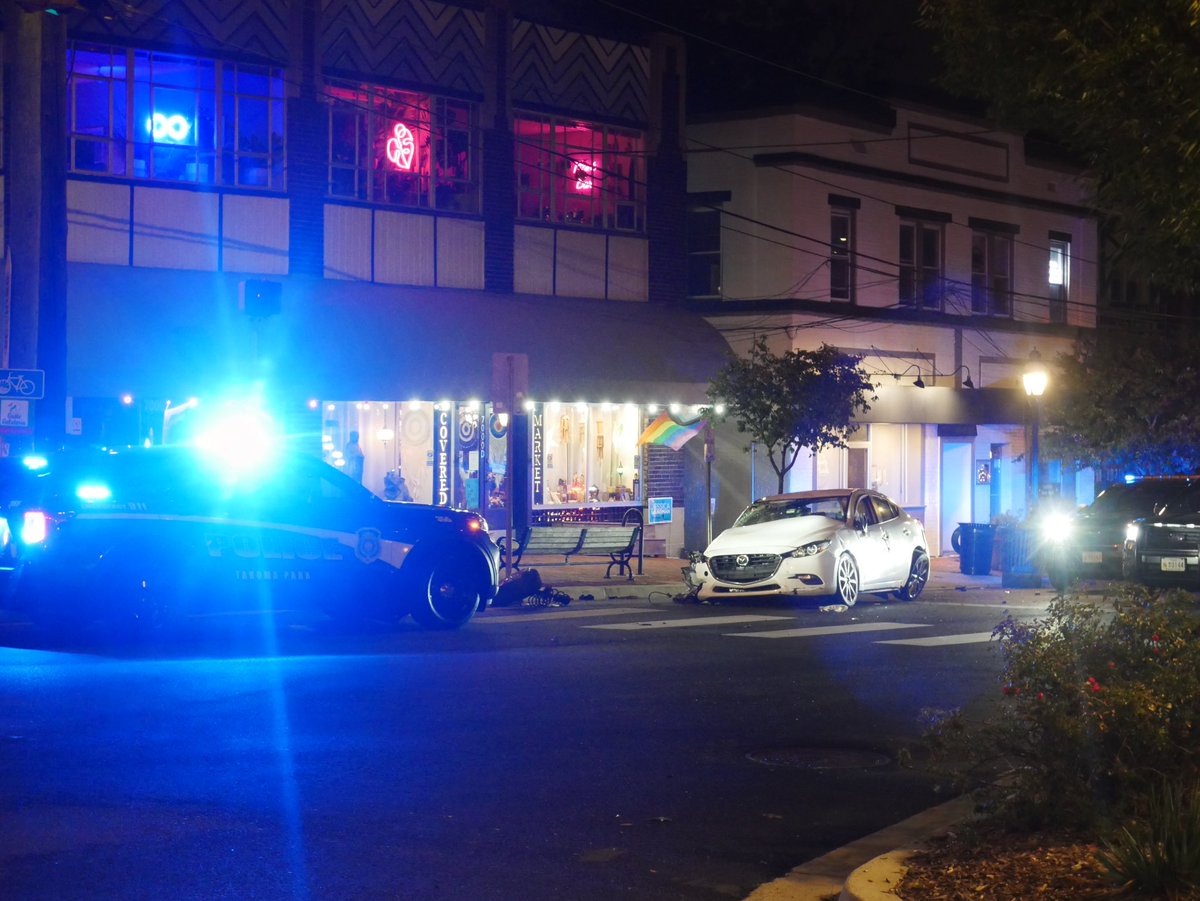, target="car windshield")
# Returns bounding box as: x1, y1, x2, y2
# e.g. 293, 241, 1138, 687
1091, 481, 1197, 517
733, 496, 848, 527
